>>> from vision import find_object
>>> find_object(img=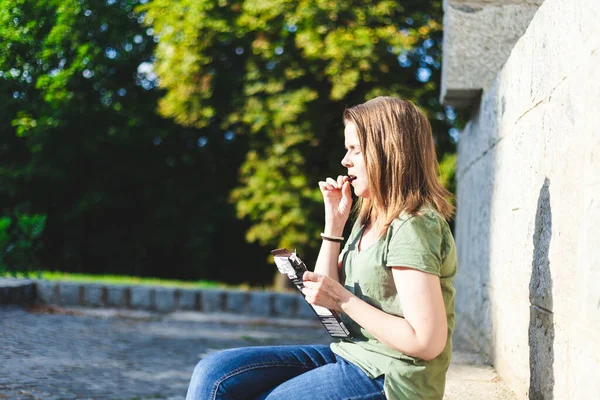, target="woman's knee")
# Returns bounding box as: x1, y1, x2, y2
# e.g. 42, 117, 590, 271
193, 350, 228, 376
186, 349, 237, 400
